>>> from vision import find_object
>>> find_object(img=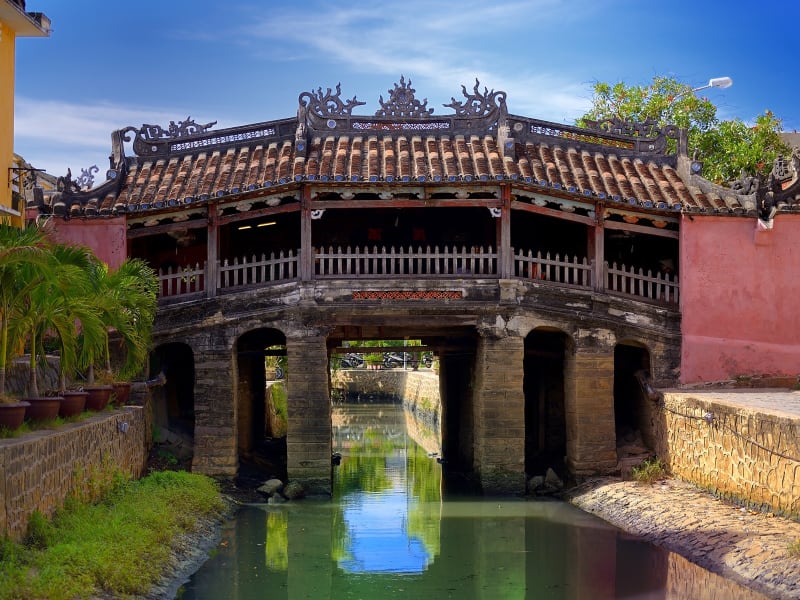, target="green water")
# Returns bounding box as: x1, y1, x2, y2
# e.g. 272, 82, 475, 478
178, 404, 767, 599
